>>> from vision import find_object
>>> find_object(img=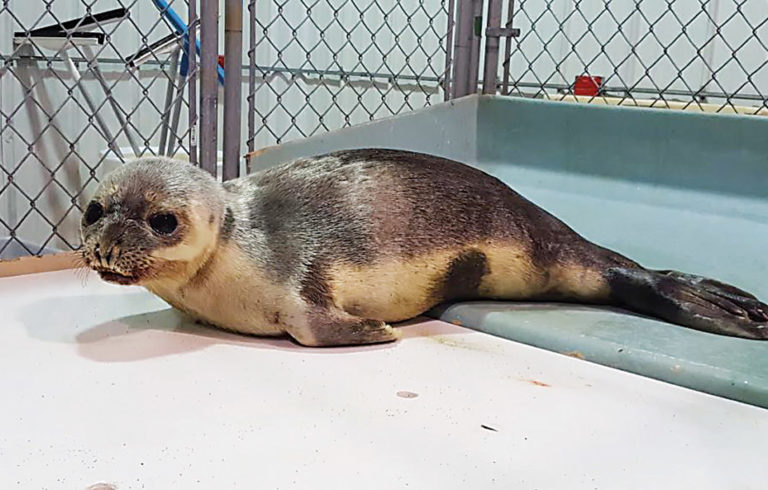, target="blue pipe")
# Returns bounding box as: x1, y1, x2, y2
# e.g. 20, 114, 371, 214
152, 0, 225, 84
